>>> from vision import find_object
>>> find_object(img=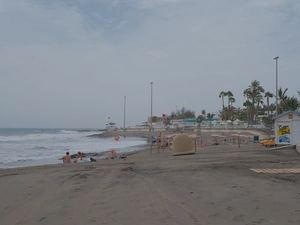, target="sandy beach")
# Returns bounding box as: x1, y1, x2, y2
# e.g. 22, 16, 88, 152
1, 130, 300, 225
